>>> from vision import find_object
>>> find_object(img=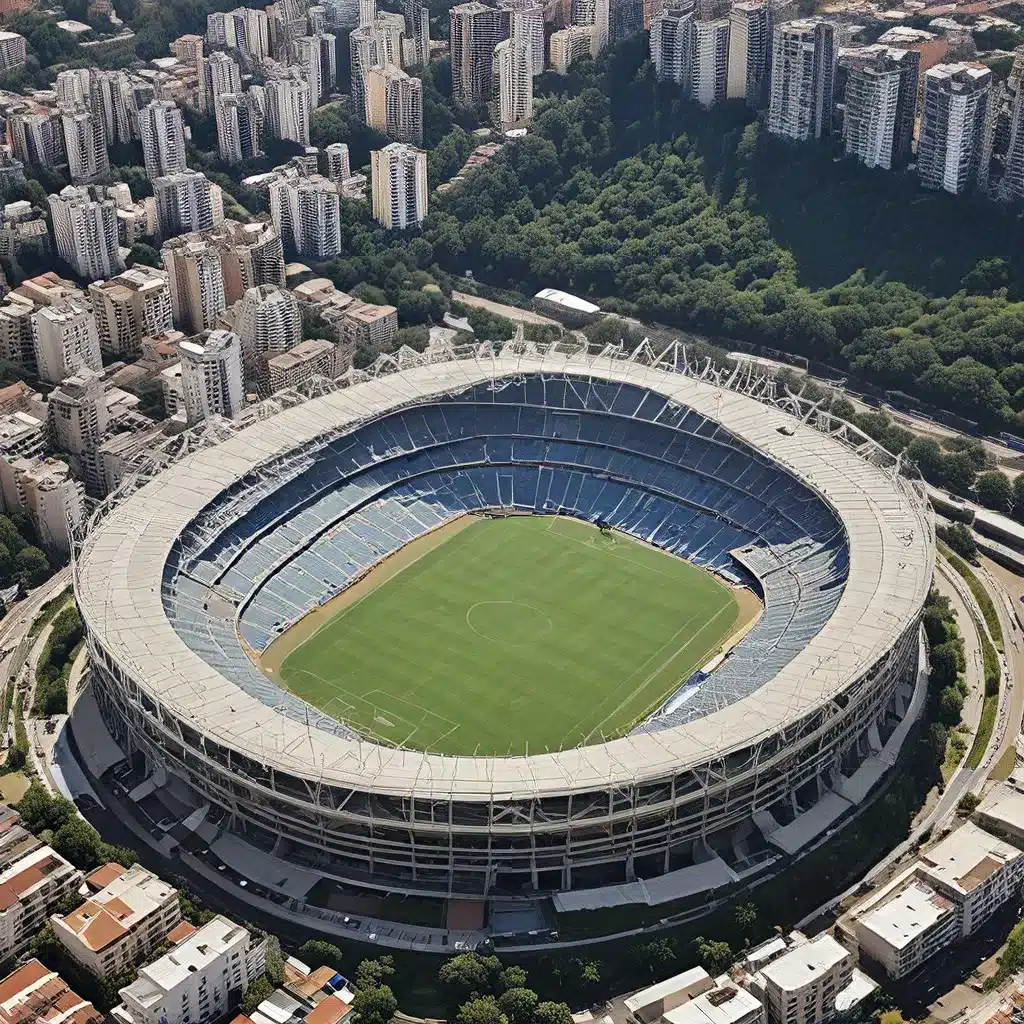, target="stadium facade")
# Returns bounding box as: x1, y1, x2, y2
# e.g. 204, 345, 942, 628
73, 341, 932, 915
